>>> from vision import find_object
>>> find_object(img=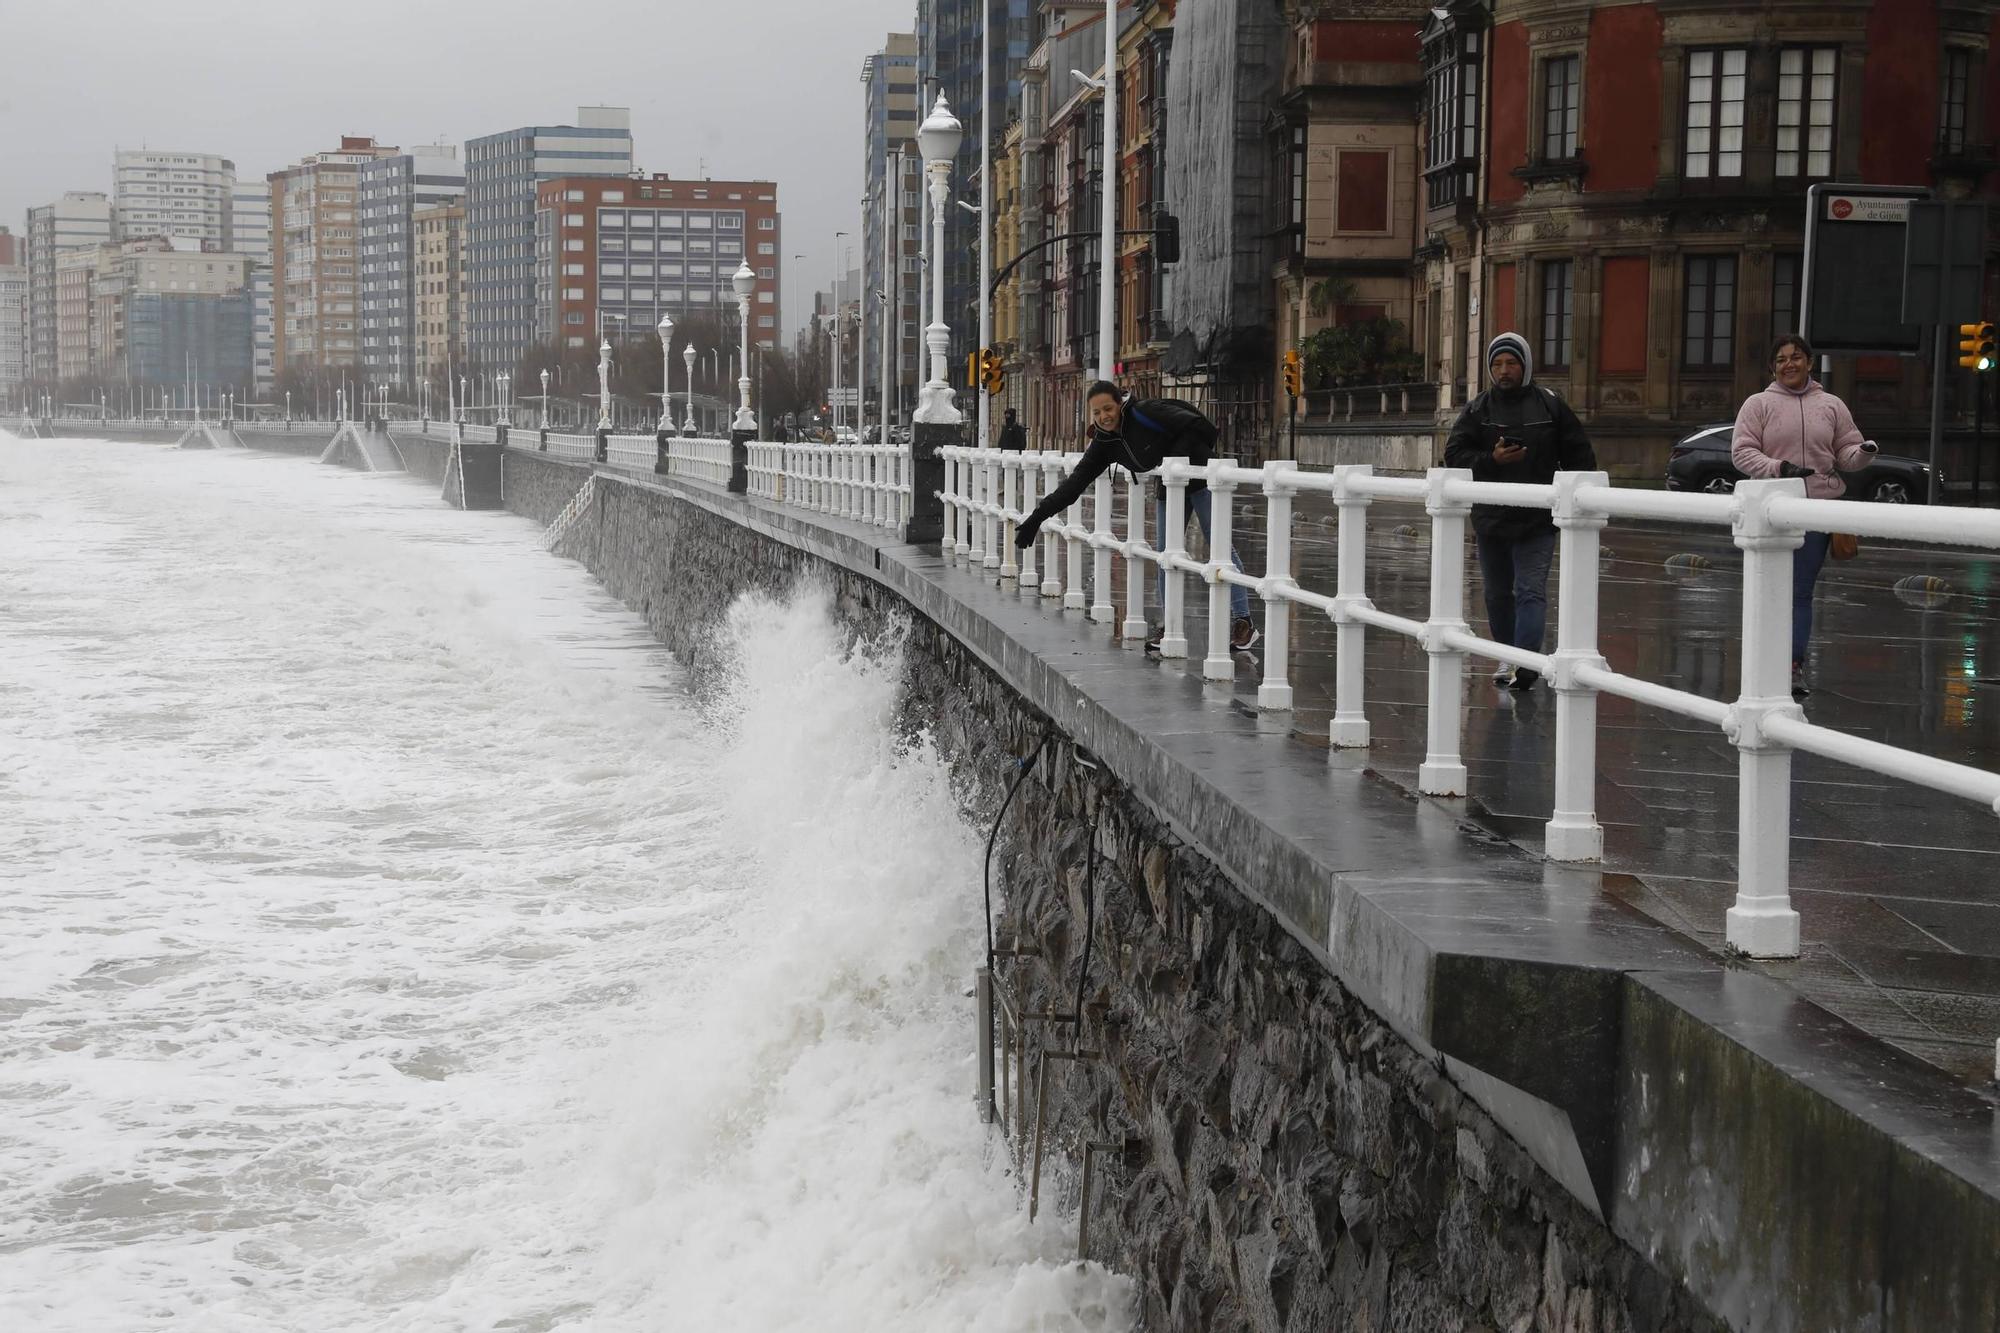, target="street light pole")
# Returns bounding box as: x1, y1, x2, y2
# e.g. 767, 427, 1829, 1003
596, 337, 612, 430
540, 367, 550, 430
657, 313, 674, 430
1098, 0, 1116, 383
858, 194, 868, 440
732, 262, 757, 433
832, 230, 847, 436
915, 92, 964, 426
979, 0, 992, 447
681, 343, 697, 435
